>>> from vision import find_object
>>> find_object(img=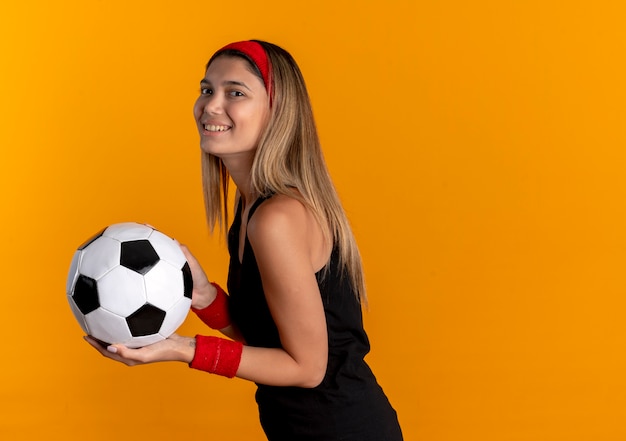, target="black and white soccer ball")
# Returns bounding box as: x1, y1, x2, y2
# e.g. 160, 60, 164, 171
66, 222, 193, 348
